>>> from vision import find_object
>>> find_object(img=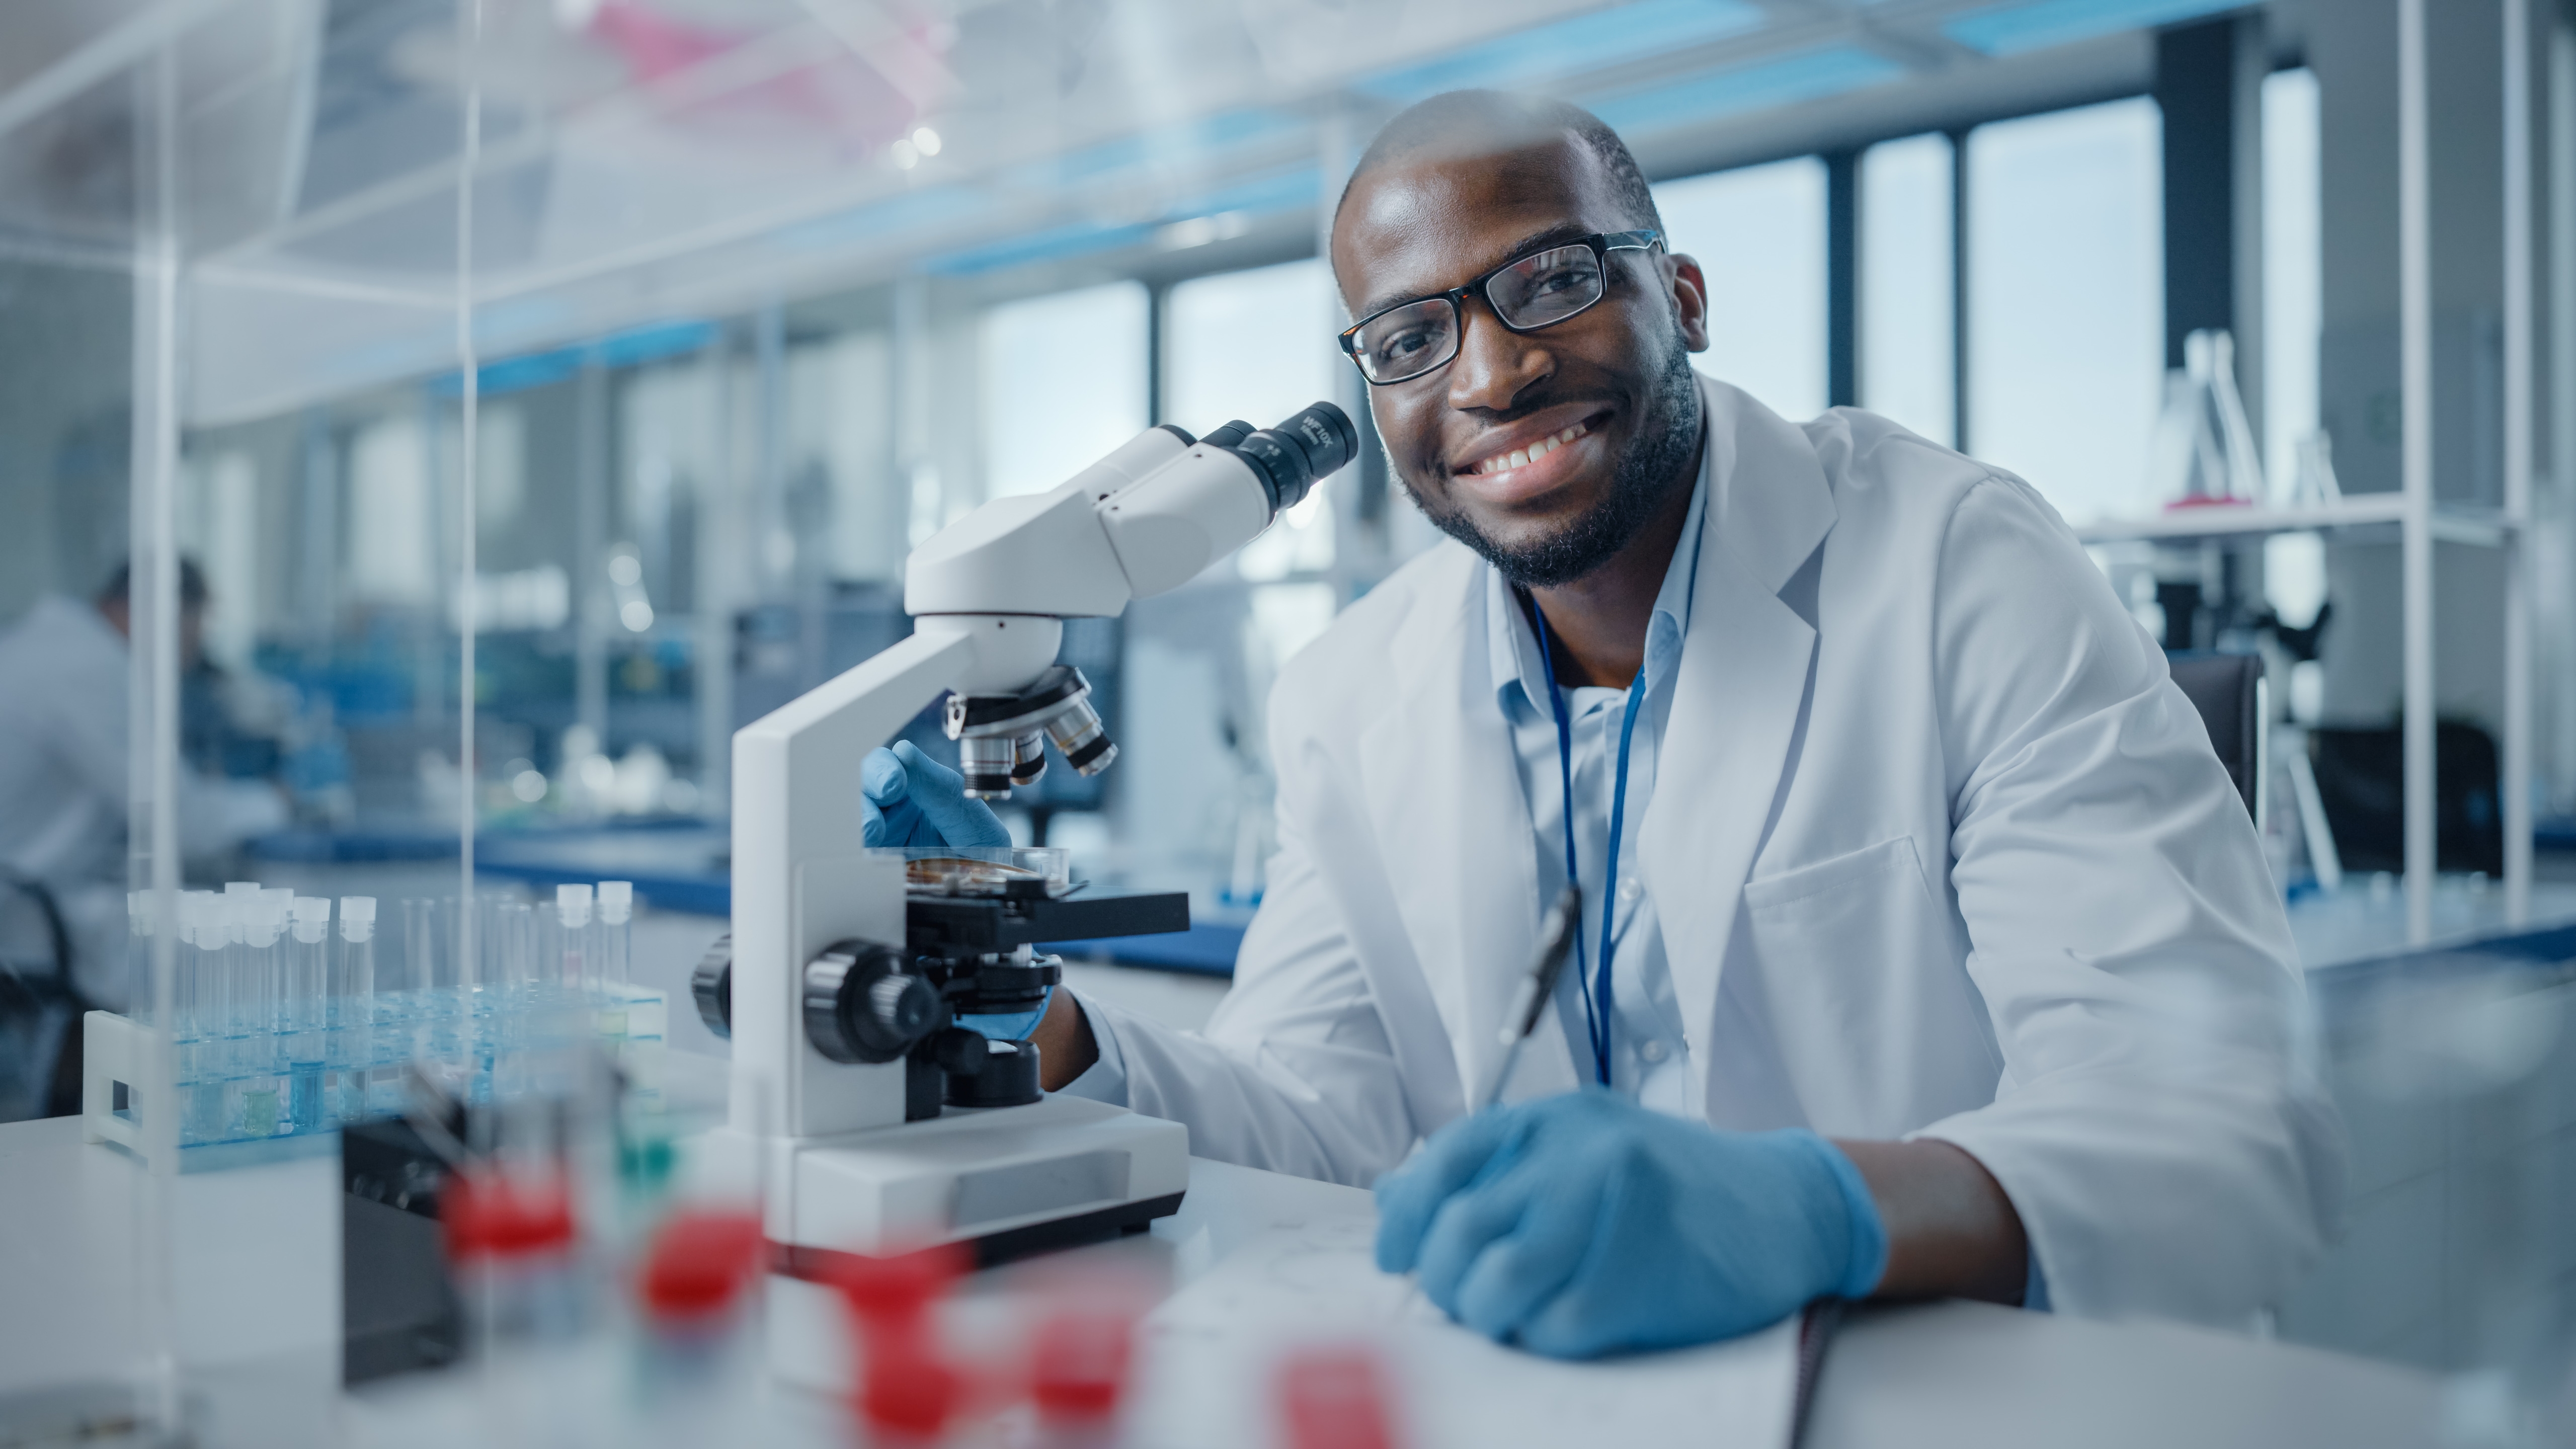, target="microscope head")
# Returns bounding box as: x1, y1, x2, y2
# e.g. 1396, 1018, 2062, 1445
917, 400, 1357, 802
